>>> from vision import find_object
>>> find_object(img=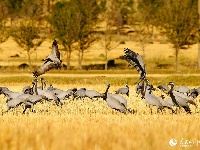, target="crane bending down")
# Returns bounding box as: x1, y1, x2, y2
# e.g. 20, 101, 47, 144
33, 40, 62, 78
